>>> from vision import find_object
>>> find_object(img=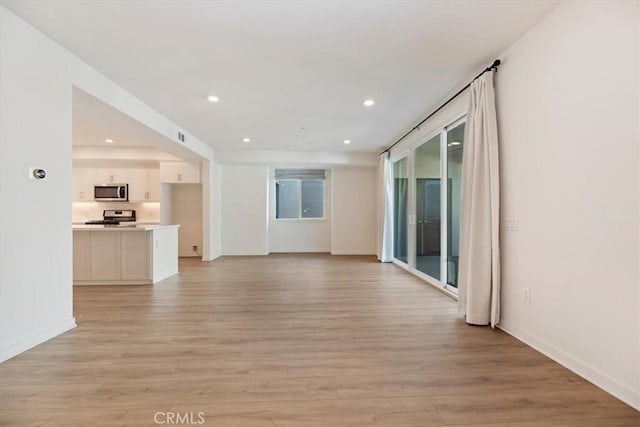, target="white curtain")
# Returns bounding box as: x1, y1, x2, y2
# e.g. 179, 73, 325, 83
377, 152, 394, 262
458, 71, 501, 327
